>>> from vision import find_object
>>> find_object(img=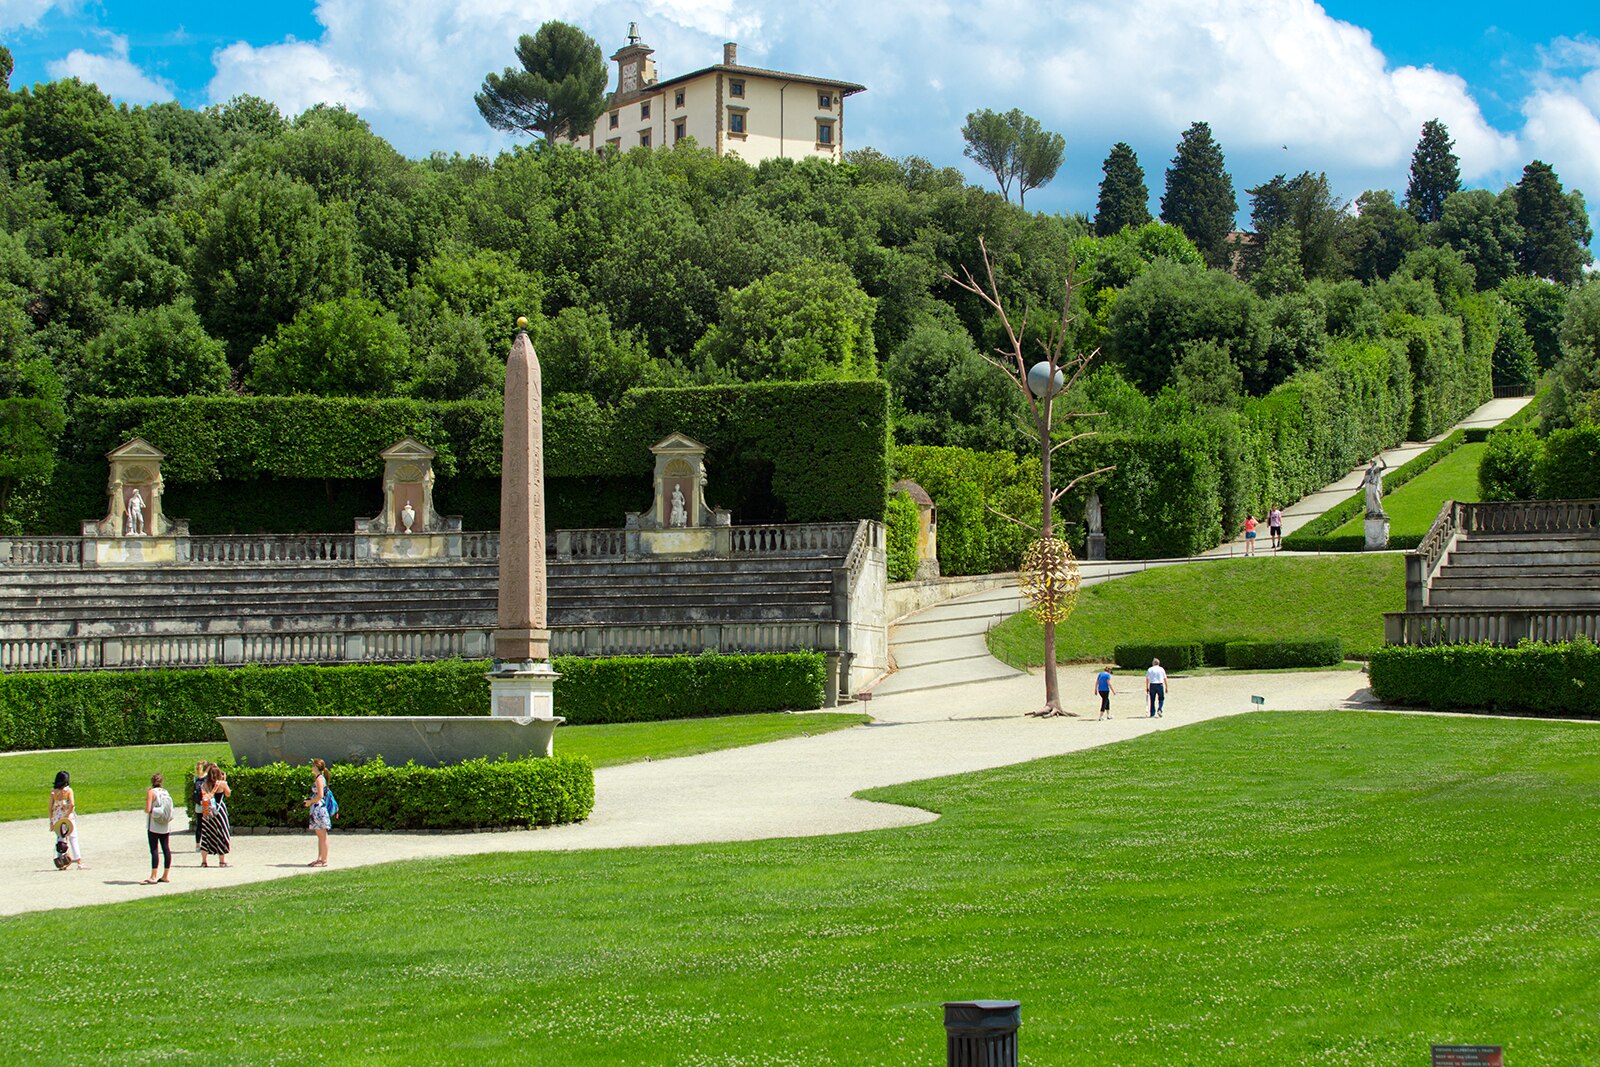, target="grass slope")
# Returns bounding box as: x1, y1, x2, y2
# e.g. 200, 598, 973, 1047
988, 554, 1403, 669
2, 712, 1598, 1064
0, 713, 867, 823
1331, 441, 1487, 540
